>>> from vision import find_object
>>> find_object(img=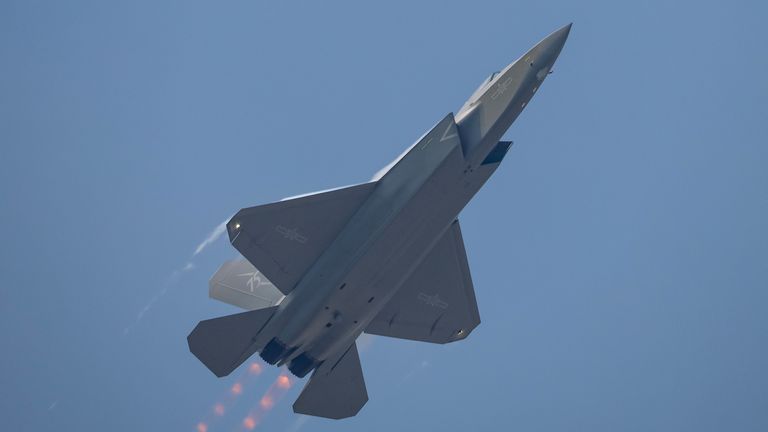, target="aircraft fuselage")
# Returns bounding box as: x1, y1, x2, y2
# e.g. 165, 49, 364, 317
249, 24, 573, 377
